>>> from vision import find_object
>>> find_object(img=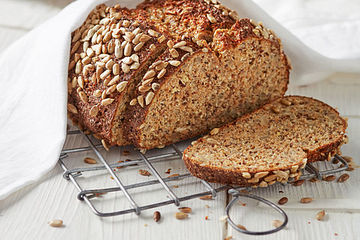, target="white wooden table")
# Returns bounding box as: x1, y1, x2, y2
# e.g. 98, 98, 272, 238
0, 1, 359, 239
